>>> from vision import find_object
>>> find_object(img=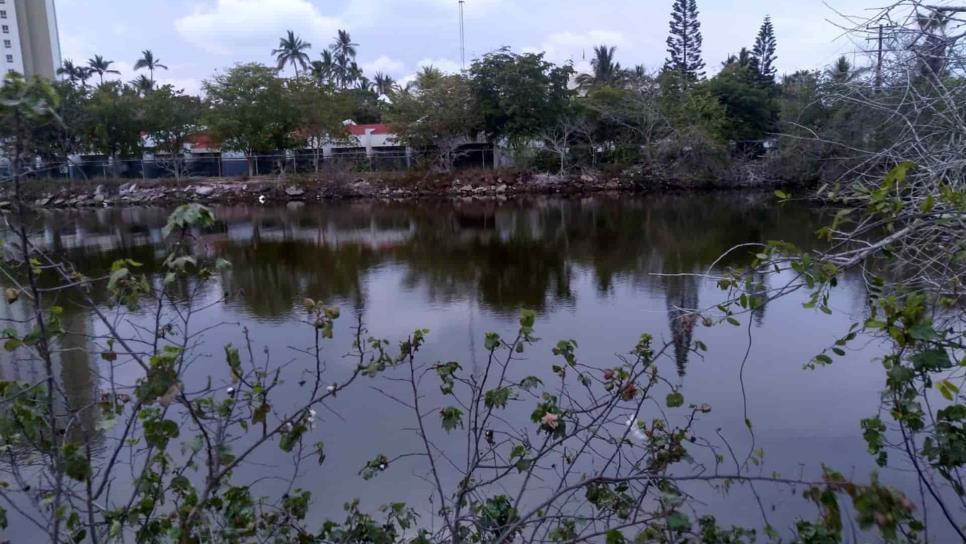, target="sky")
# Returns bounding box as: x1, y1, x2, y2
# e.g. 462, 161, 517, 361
54, 0, 889, 94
